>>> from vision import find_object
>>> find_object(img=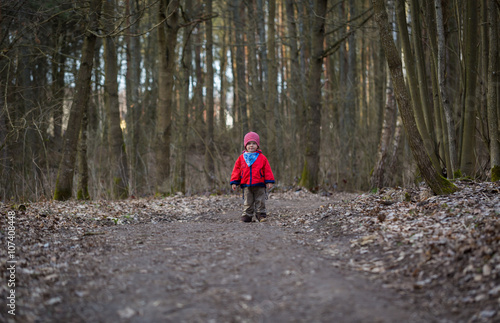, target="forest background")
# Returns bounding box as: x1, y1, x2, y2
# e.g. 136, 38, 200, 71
0, 0, 499, 202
